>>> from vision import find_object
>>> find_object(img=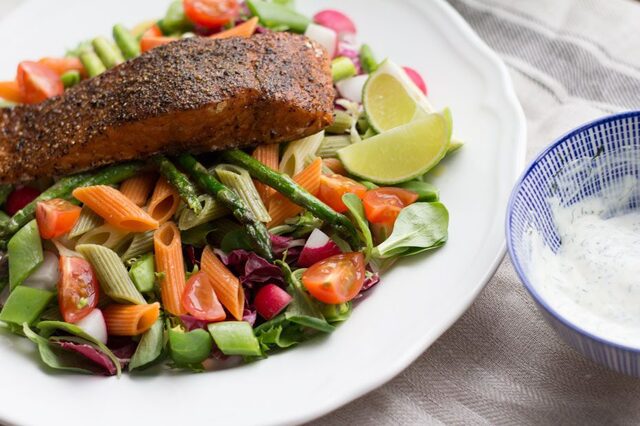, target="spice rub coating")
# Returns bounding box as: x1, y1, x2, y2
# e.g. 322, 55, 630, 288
0, 32, 334, 183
